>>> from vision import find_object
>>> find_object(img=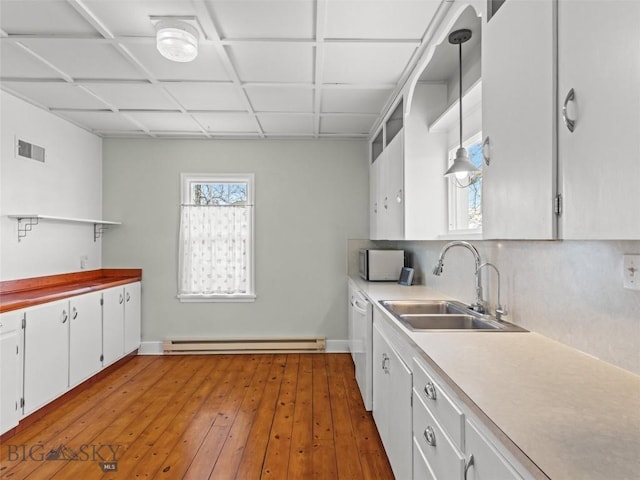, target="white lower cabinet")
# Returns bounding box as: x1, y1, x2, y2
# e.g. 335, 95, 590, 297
372, 319, 412, 480
1, 281, 141, 435
69, 291, 103, 387
123, 282, 141, 355
0, 310, 23, 433
465, 419, 523, 480
102, 286, 125, 366
23, 299, 70, 416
